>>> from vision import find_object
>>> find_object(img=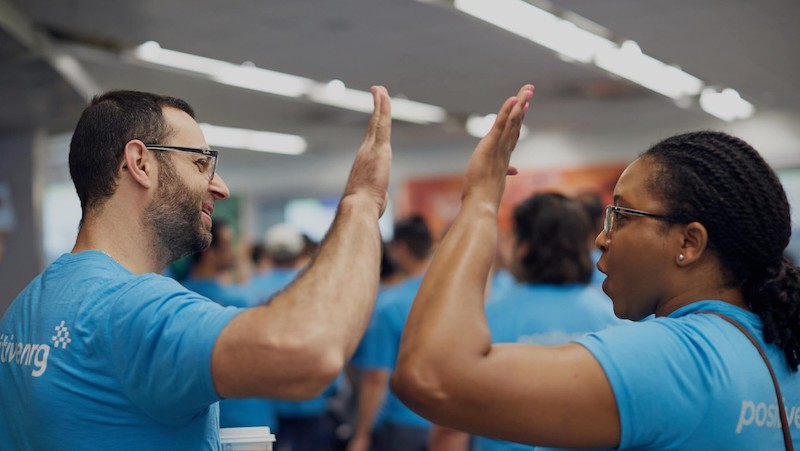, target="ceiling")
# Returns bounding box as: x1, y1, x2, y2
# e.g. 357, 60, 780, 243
2, 0, 800, 200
